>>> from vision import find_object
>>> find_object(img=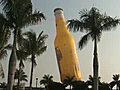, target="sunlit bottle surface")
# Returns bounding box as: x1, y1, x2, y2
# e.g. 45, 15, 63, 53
54, 8, 82, 82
